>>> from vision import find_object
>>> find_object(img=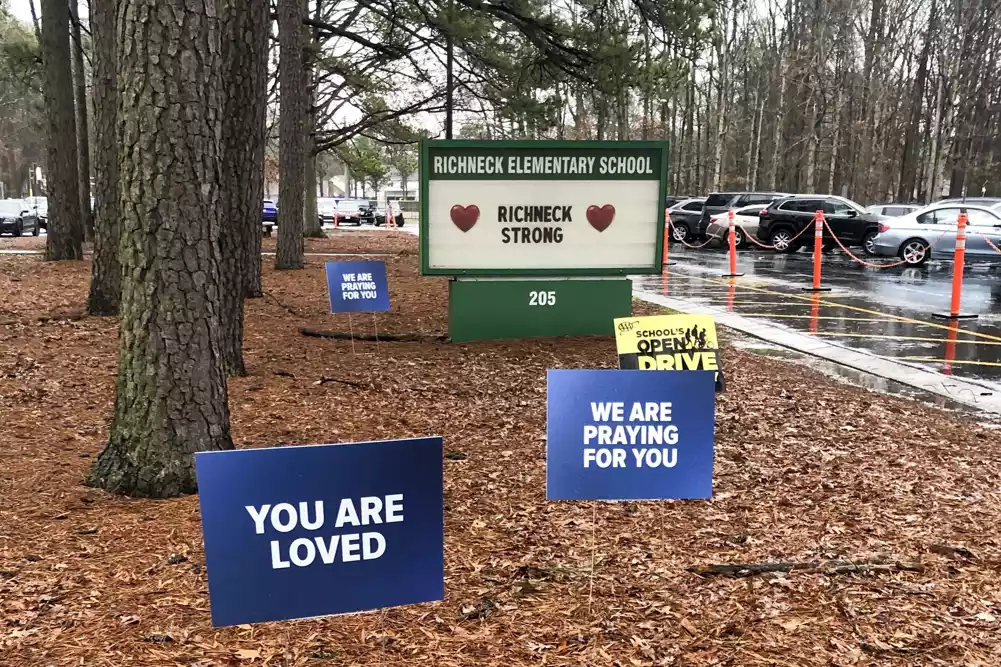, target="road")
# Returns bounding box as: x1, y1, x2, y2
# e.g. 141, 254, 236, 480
634, 245, 1001, 393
